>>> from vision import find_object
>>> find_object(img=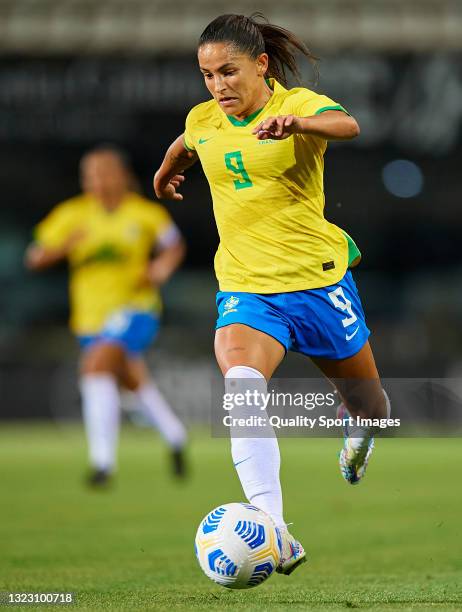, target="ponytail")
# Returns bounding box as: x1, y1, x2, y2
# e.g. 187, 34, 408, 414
198, 13, 318, 87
